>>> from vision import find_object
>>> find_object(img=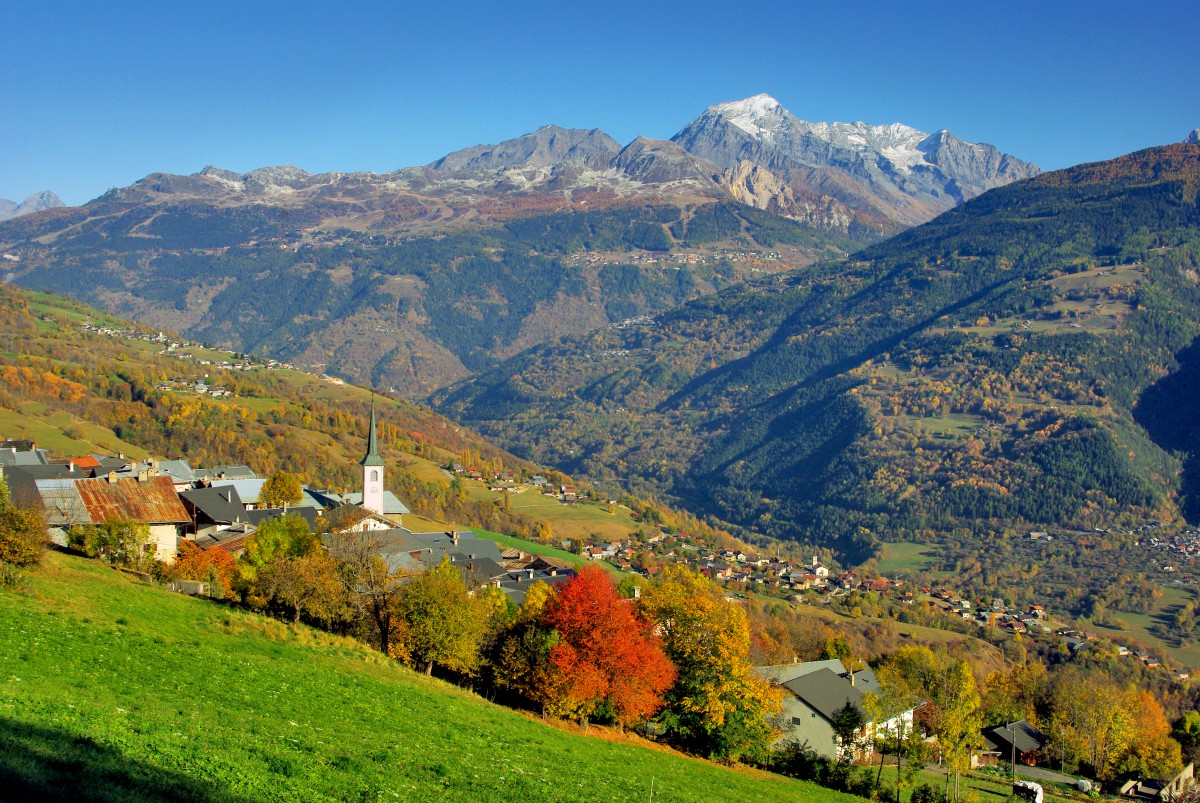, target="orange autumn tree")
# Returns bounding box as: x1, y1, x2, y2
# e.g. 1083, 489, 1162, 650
542, 564, 675, 728
169, 541, 238, 598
